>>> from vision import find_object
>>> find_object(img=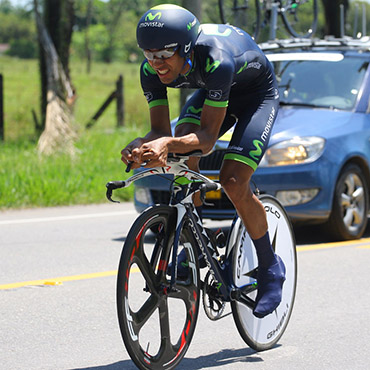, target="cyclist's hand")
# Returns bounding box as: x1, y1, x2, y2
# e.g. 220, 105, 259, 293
140, 138, 169, 168
121, 138, 145, 169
